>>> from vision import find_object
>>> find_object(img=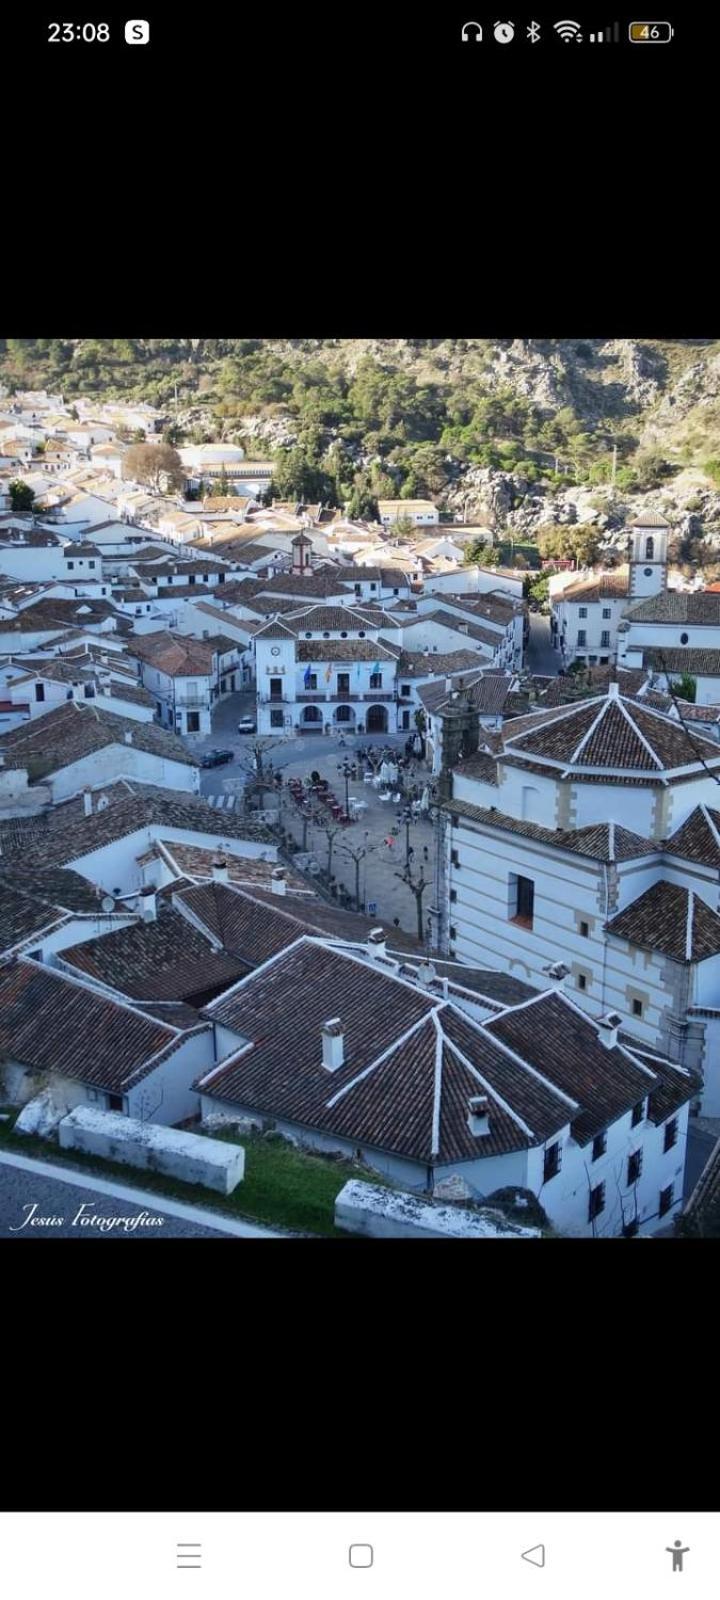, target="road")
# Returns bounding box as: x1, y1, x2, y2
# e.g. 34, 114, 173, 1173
0, 1150, 282, 1239
192, 689, 413, 809
525, 612, 560, 676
